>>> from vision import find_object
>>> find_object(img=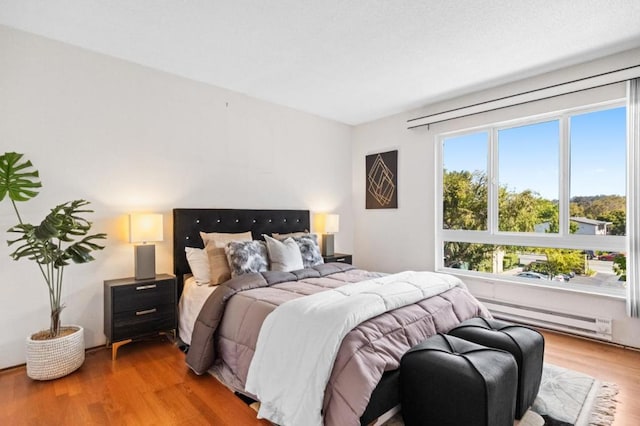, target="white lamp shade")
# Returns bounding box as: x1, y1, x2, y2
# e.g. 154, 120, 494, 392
325, 214, 340, 234
129, 213, 164, 243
